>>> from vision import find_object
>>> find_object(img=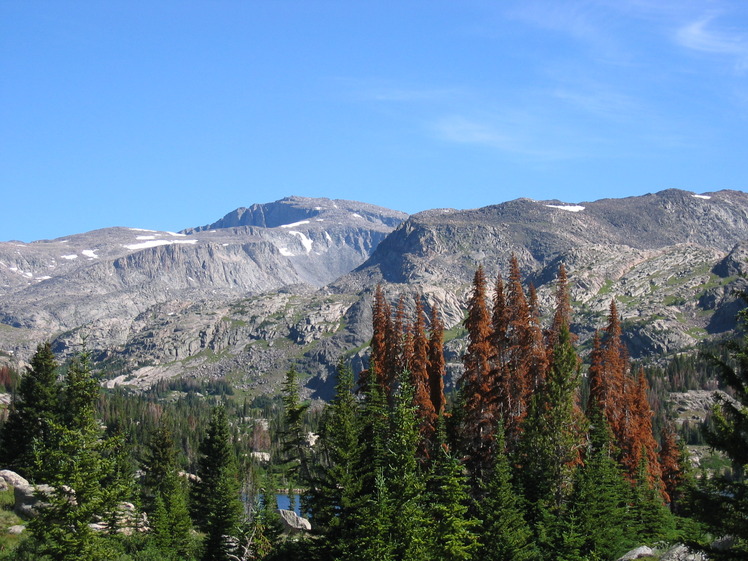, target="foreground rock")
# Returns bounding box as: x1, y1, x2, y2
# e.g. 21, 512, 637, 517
13, 482, 54, 518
